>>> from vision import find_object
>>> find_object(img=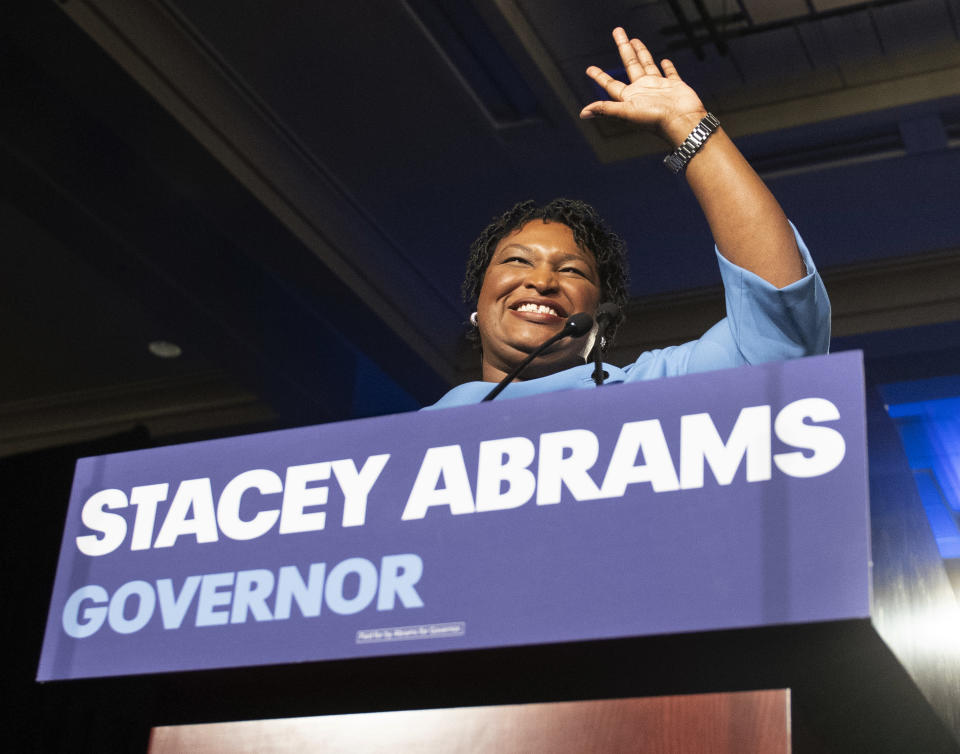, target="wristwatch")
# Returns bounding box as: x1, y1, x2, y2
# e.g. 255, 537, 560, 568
663, 113, 720, 175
